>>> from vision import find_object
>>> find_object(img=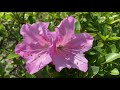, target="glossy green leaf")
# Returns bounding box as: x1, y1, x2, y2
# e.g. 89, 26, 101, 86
7, 52, 19, 59
98, 33, 108, 41
107, 37, 120, 41
75, 21, 81, 31
105, 53, 120, 63
97, 42, 104, 47
91, 66, 99, 76
110, 44, 116, 53
110, 68, 119, 75
110, 19, 120, 24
